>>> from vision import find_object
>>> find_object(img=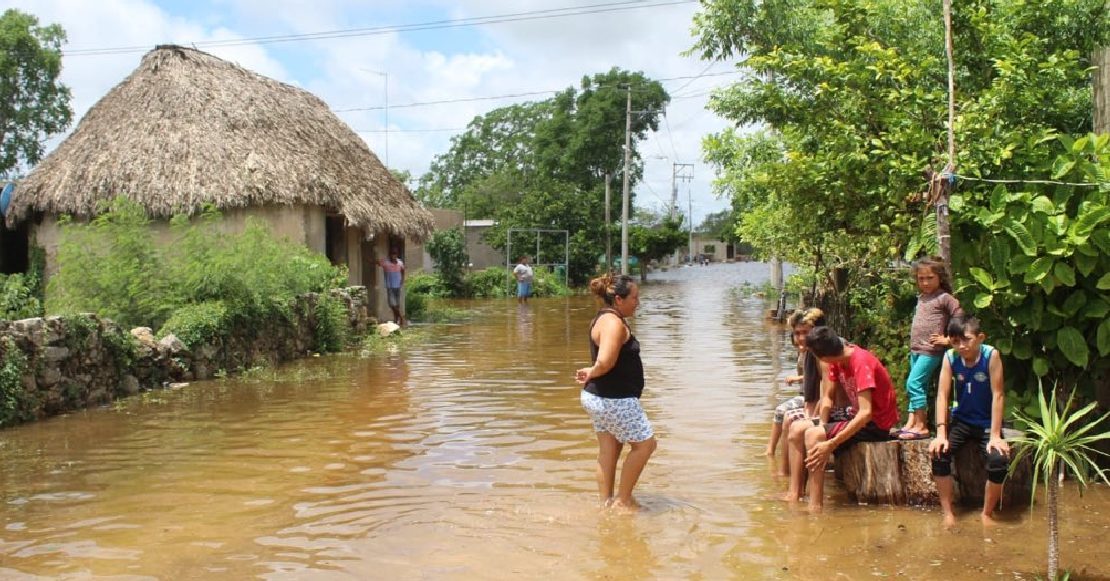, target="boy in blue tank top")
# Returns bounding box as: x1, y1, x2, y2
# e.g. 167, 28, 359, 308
928, 315, 1011, 528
